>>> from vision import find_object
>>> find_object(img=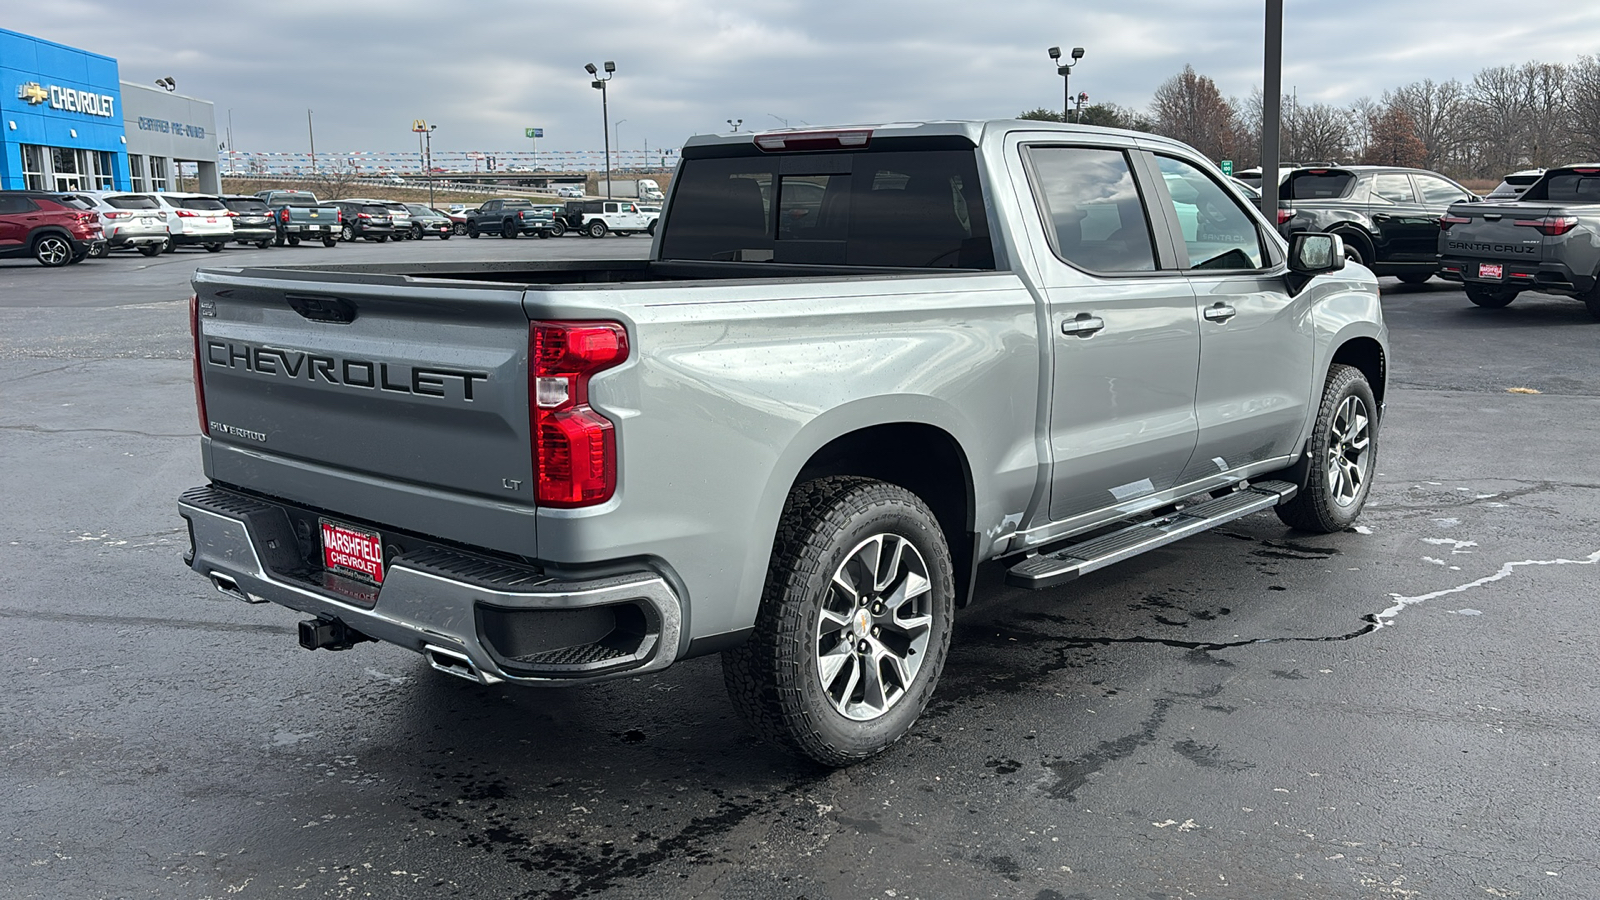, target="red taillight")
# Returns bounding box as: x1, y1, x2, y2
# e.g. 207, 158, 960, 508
279, 207, 290, 223
530, 321, 629, 507
1276, 207, 1295, 225
1513, 216, 1578, 236
227, 210, 239, 217
175, 209, 199, 218
357, 213, 371, 220
1439, 214, 1471, 230
336, 208, 343, 223
190, 294, 209, 436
